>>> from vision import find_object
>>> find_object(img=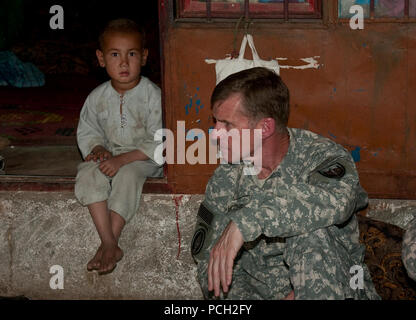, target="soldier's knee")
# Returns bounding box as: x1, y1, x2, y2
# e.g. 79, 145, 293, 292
289, 229, 332, 251
285, 229, 335, 267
